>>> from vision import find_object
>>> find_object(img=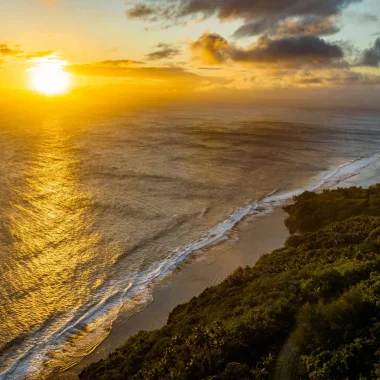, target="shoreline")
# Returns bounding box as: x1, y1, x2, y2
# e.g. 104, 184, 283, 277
78, 171, 380, 379
64, 208, 289, 379
61, 155, 380, 379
